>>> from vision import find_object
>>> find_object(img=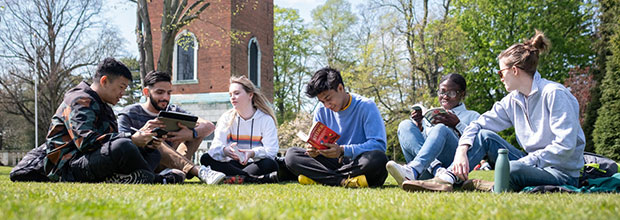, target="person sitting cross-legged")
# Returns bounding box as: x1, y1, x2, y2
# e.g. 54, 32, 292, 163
200, 76, 280, 184
118, 71, 225, 184
284, 67, 389, 188
44, 58, 160, 184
